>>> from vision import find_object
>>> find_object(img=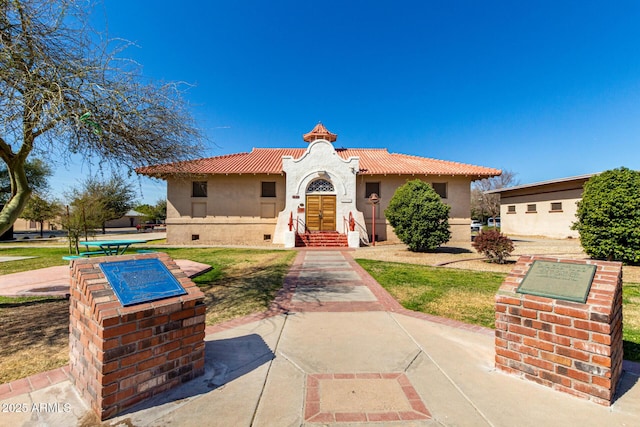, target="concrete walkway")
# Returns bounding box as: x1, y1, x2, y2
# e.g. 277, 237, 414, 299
1, 250, 640, 426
